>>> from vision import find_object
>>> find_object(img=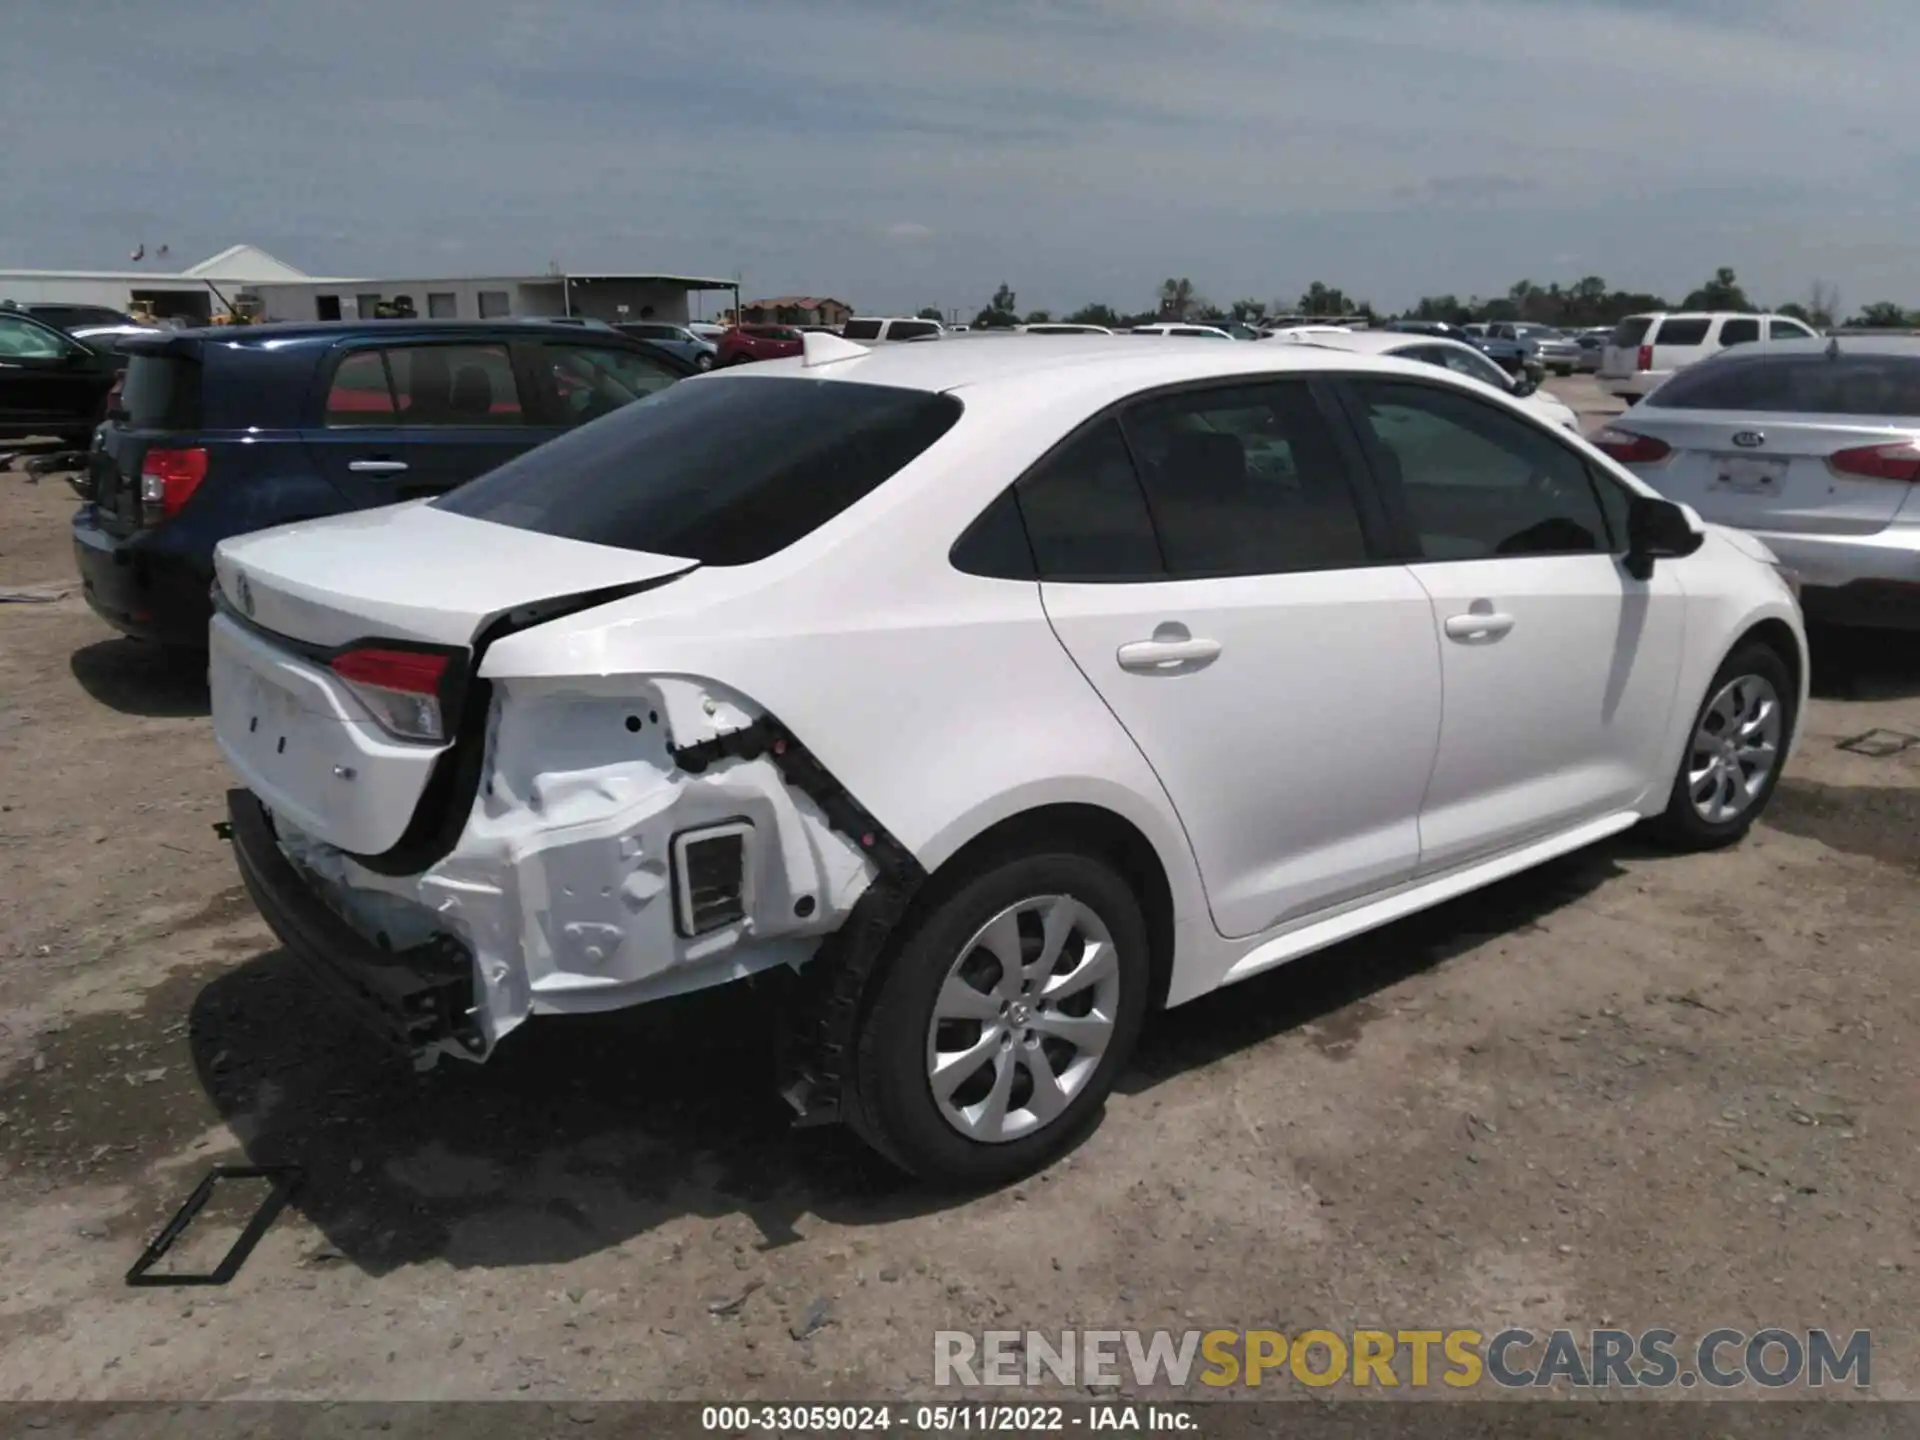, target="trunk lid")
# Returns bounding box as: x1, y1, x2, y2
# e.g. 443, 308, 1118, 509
212, 501, 698, 649
211, 503, 698, 857
1611, 410, 1917, 535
